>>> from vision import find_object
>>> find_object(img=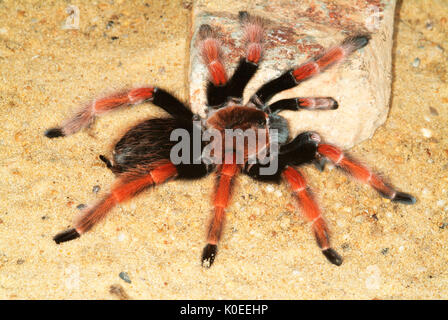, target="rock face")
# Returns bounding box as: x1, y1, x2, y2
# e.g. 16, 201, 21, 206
189, 0, 396, 148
